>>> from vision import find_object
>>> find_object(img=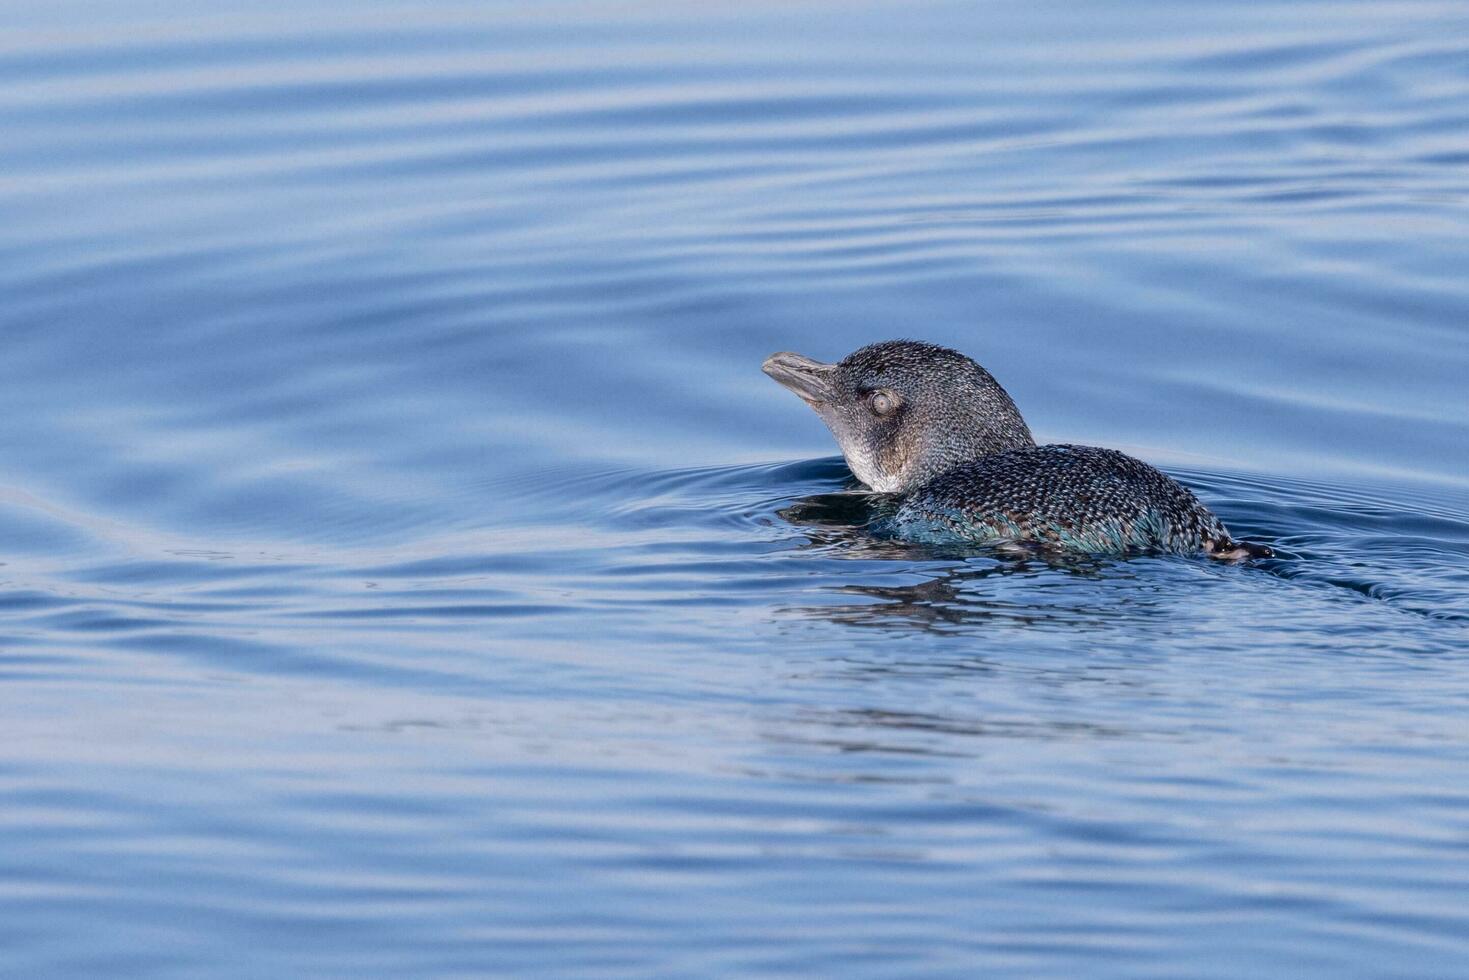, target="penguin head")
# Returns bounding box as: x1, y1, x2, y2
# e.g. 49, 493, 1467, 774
762, 340, 1035, 493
